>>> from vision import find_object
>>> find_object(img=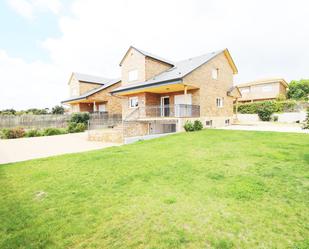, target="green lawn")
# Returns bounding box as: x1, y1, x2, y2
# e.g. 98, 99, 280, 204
0, 130, 308, 249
